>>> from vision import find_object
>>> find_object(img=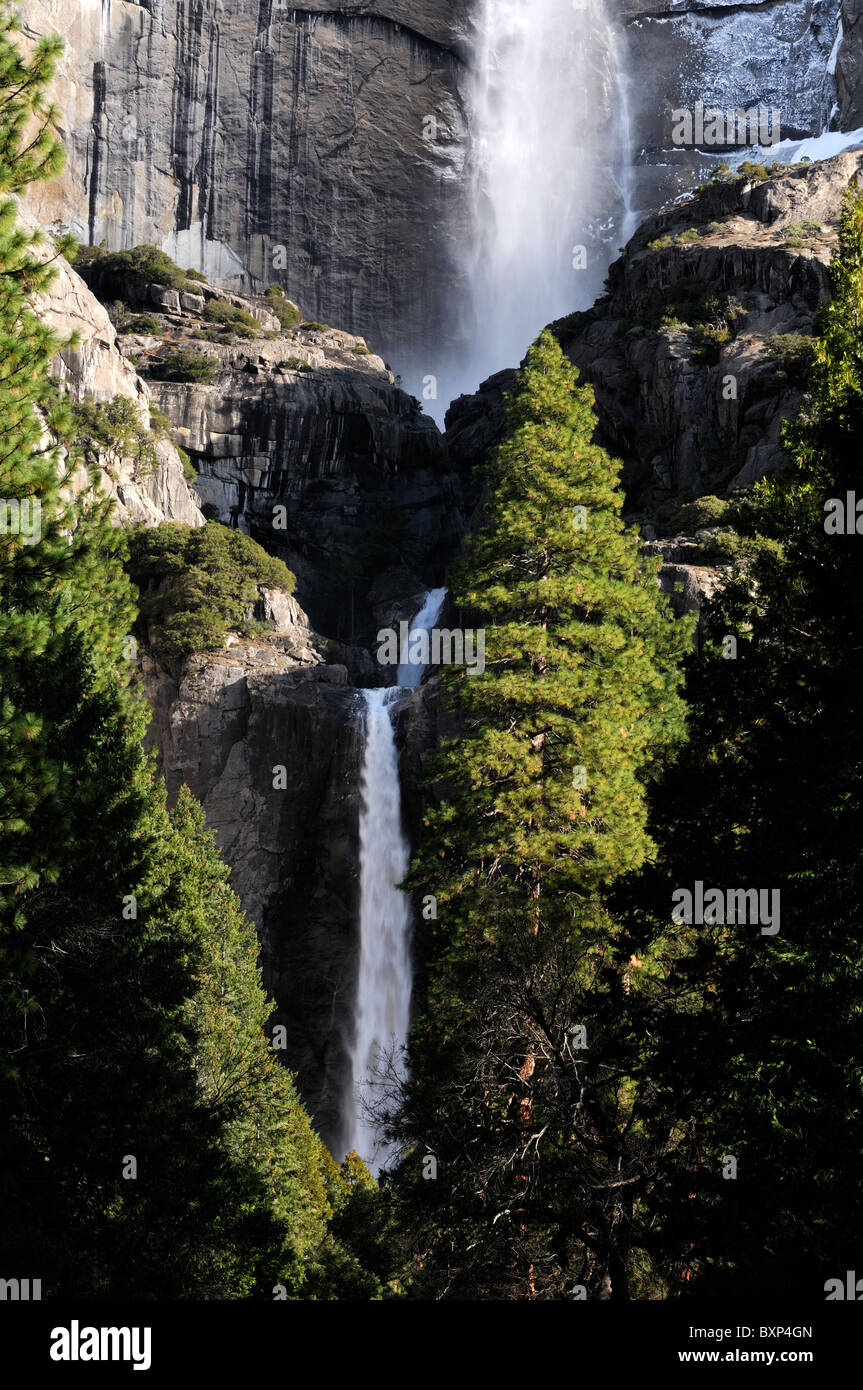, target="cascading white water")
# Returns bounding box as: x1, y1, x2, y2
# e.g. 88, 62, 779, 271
344, 590, 447, 1171
345, 687, 413, 1171
438, 0, 636, 407
396, 587, 448, 688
